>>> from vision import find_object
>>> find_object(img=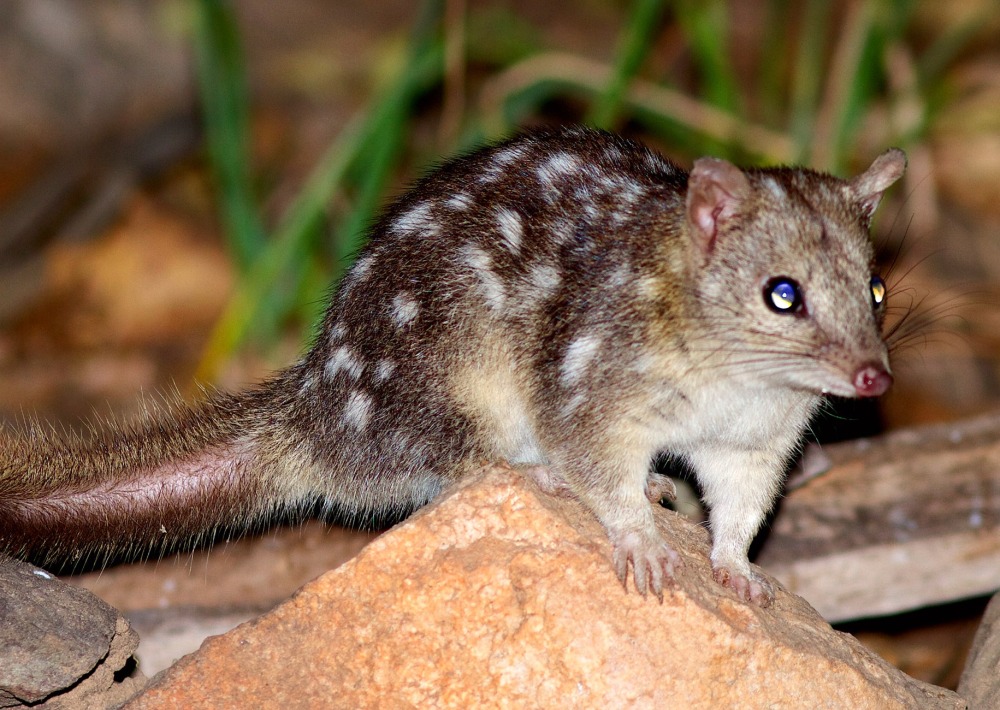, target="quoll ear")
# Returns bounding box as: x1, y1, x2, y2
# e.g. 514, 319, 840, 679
686, 157, 751, 256
846, 148, 907, 225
